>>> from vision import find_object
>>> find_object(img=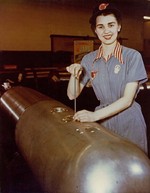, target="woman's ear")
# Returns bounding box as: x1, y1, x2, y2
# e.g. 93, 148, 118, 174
95, 28, 97, 35
118, 25, 121, 32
